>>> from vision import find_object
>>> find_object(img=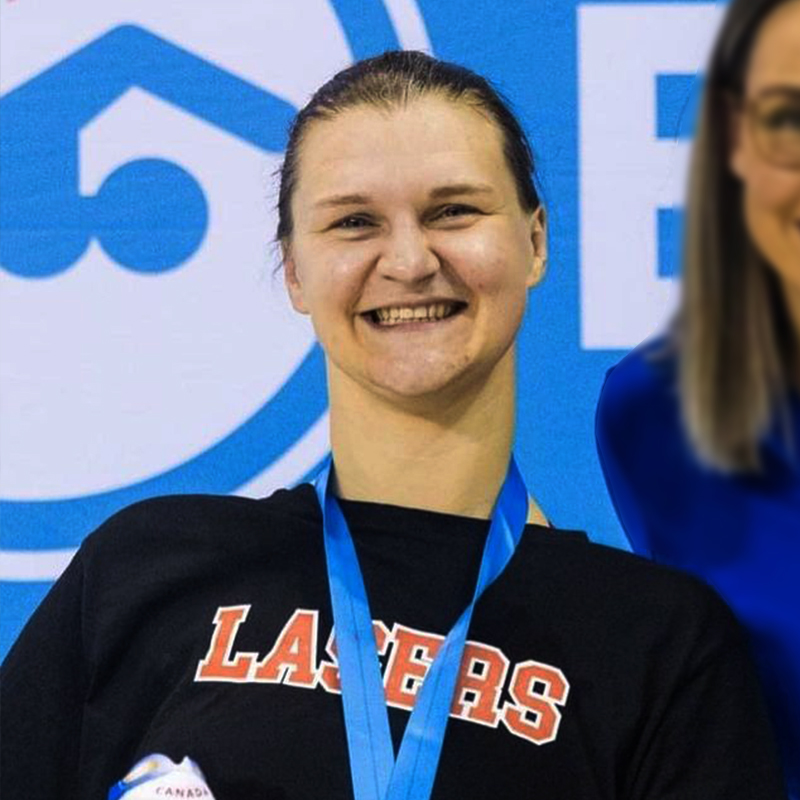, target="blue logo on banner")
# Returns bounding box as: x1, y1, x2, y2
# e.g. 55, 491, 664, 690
0, 0, 408, 654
